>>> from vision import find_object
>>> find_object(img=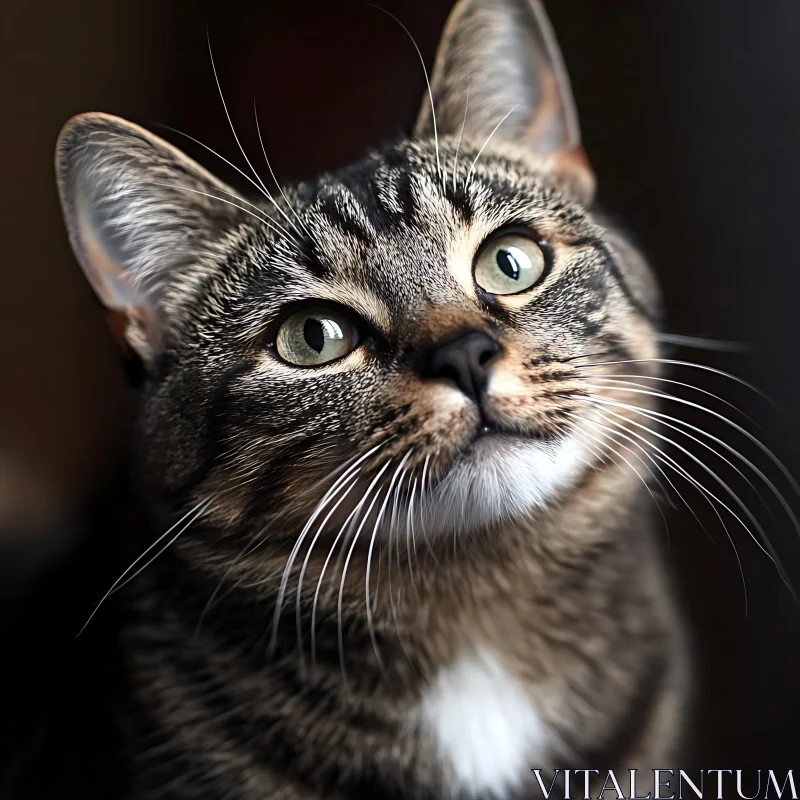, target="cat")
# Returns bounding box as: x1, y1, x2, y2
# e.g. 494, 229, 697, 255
5, 0, 692, 797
